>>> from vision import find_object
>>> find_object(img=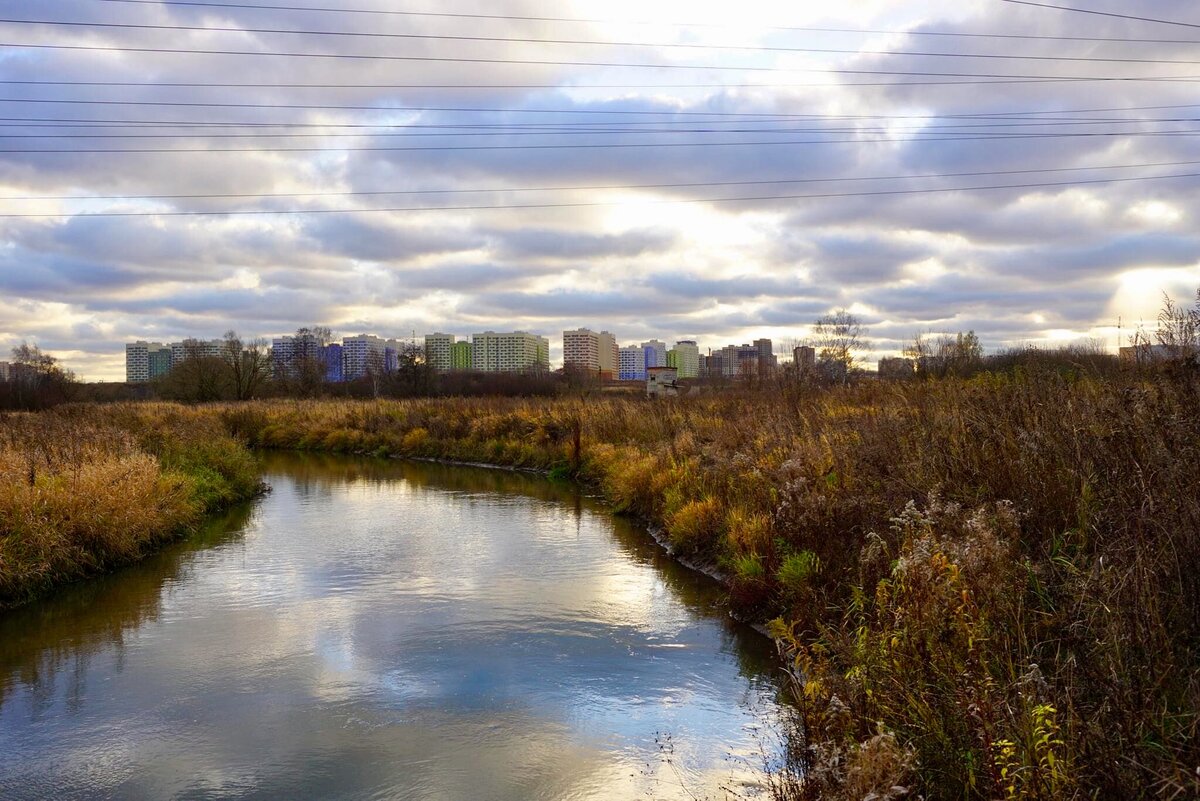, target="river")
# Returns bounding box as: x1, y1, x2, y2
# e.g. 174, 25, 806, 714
0, 453, 788, 800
